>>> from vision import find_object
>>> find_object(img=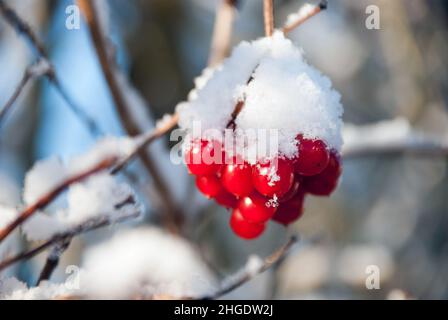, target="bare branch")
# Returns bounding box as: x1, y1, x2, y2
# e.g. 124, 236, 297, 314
77, 0, 183, 233
0, 59, 51, 126
208, 0, 238, 67
198, 235, 298, 300
0, 157, 117, 244
0, 207, 140, 272
282, 0, 327, 34
36, 239, 71, 285
0, 0, 101, 136
263, 0, 274, 37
